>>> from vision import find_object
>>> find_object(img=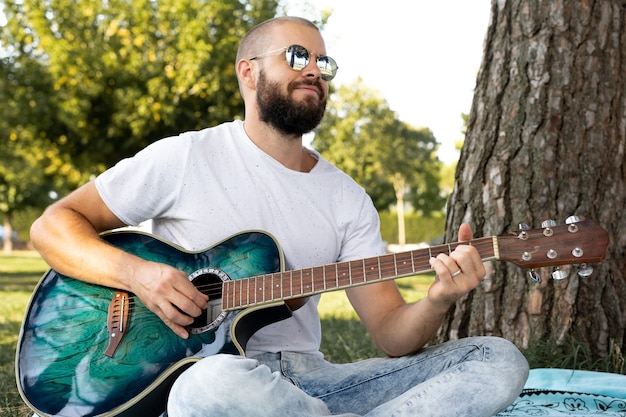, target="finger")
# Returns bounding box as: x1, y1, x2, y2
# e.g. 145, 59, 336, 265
429, 255, 460, 284
450, 245, 486, 278
458, 223, 473, 242
160, 312, 192, 339
174, 280, 209, 315
436, 253, 463, 276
